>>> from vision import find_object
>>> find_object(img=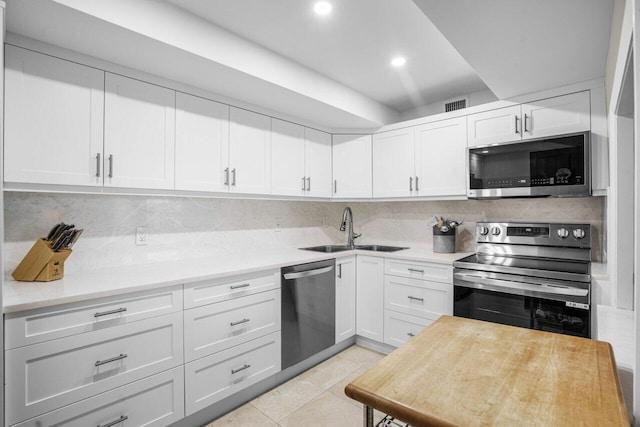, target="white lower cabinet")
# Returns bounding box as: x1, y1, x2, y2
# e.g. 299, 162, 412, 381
5, 312, 183, 425
335, 256, 356, 343
383, 310, 435, 348
185, 332, 281, 415
356, 256, 385, 341
13, 367, 184, 427
384, 275, 452, 319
